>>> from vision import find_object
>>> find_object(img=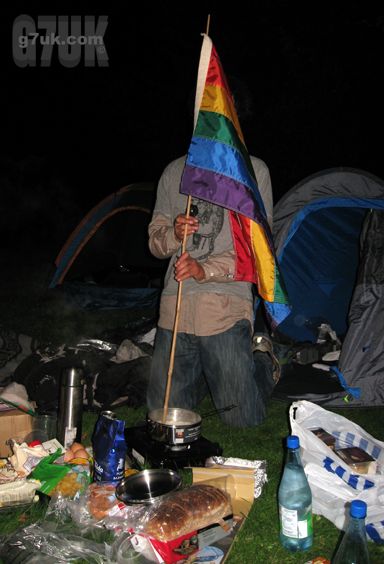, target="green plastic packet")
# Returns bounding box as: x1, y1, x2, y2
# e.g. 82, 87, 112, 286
30, 449, 71, 494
